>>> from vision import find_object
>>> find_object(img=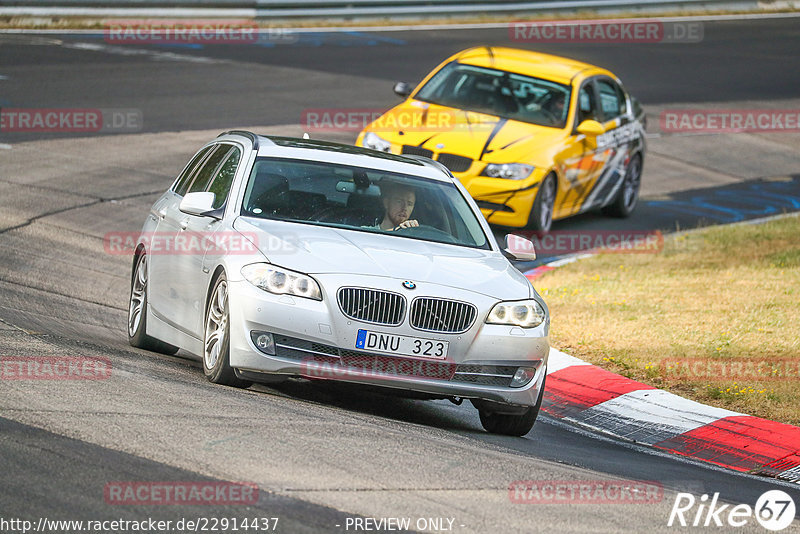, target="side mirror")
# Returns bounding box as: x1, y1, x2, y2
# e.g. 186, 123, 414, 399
576, 119, 606, 137
503, 234, 537, 262
179, 191, 219, 219
393, 81, 414, 99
